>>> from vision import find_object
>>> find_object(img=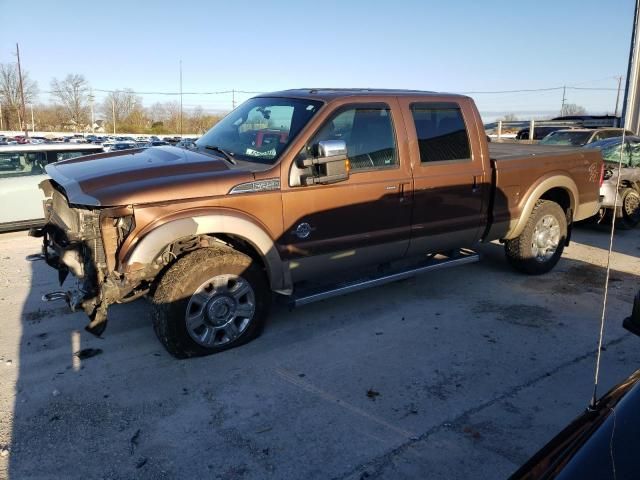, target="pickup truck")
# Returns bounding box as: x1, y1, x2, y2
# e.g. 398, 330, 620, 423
32, 89, 603, 358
